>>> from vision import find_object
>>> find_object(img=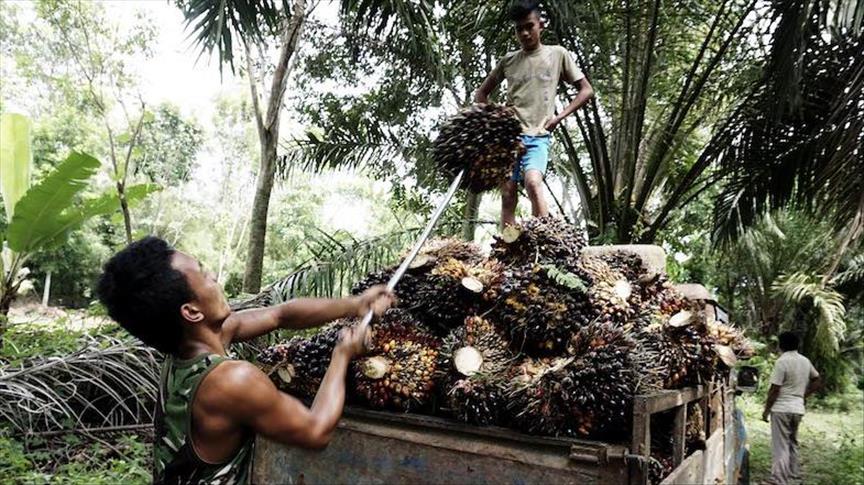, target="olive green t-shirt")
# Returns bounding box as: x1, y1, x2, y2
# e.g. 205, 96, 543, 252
491, 44, 585, 136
